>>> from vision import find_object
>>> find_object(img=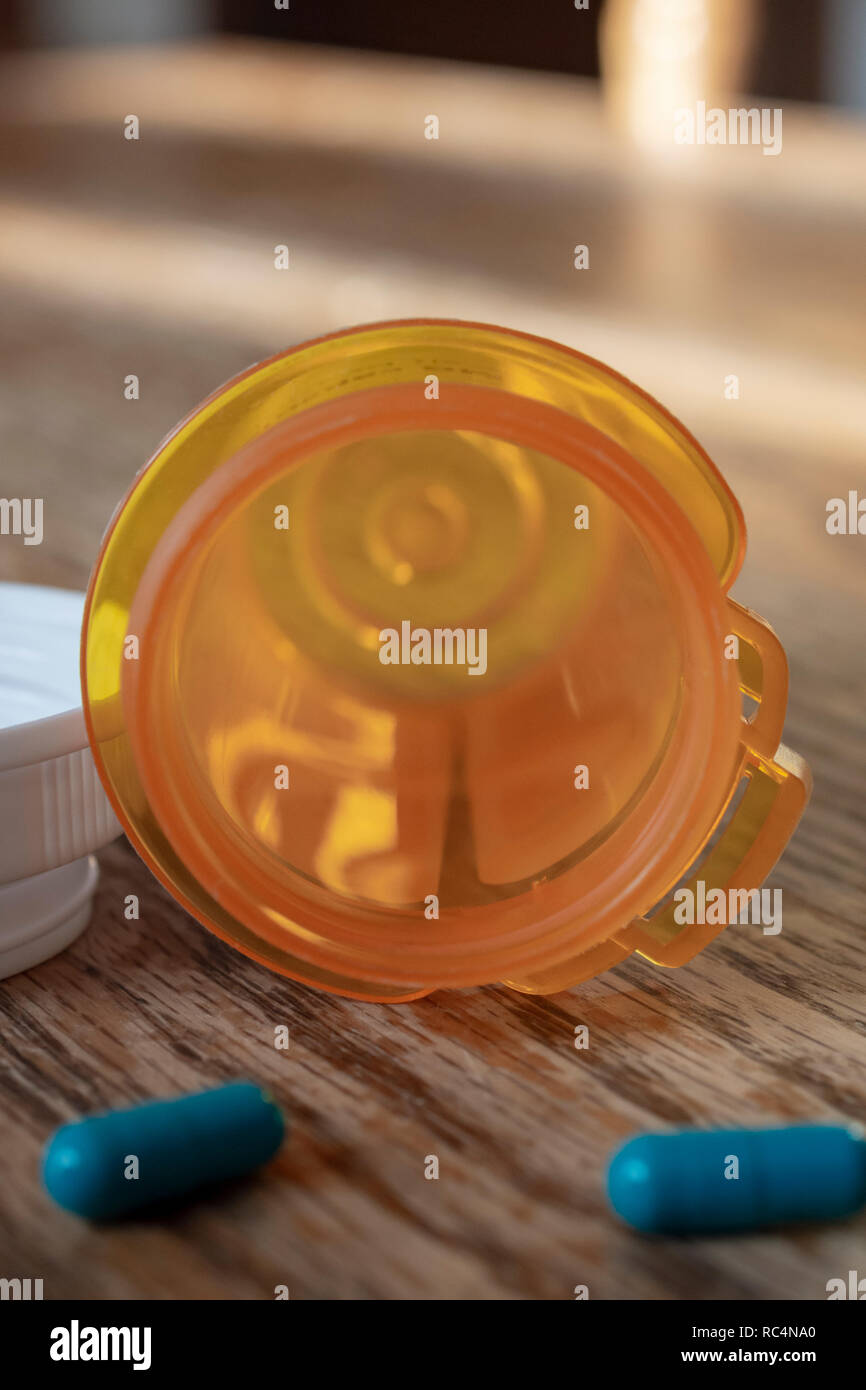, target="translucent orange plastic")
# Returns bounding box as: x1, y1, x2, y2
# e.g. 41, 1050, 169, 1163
81, 320, 810, 1000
